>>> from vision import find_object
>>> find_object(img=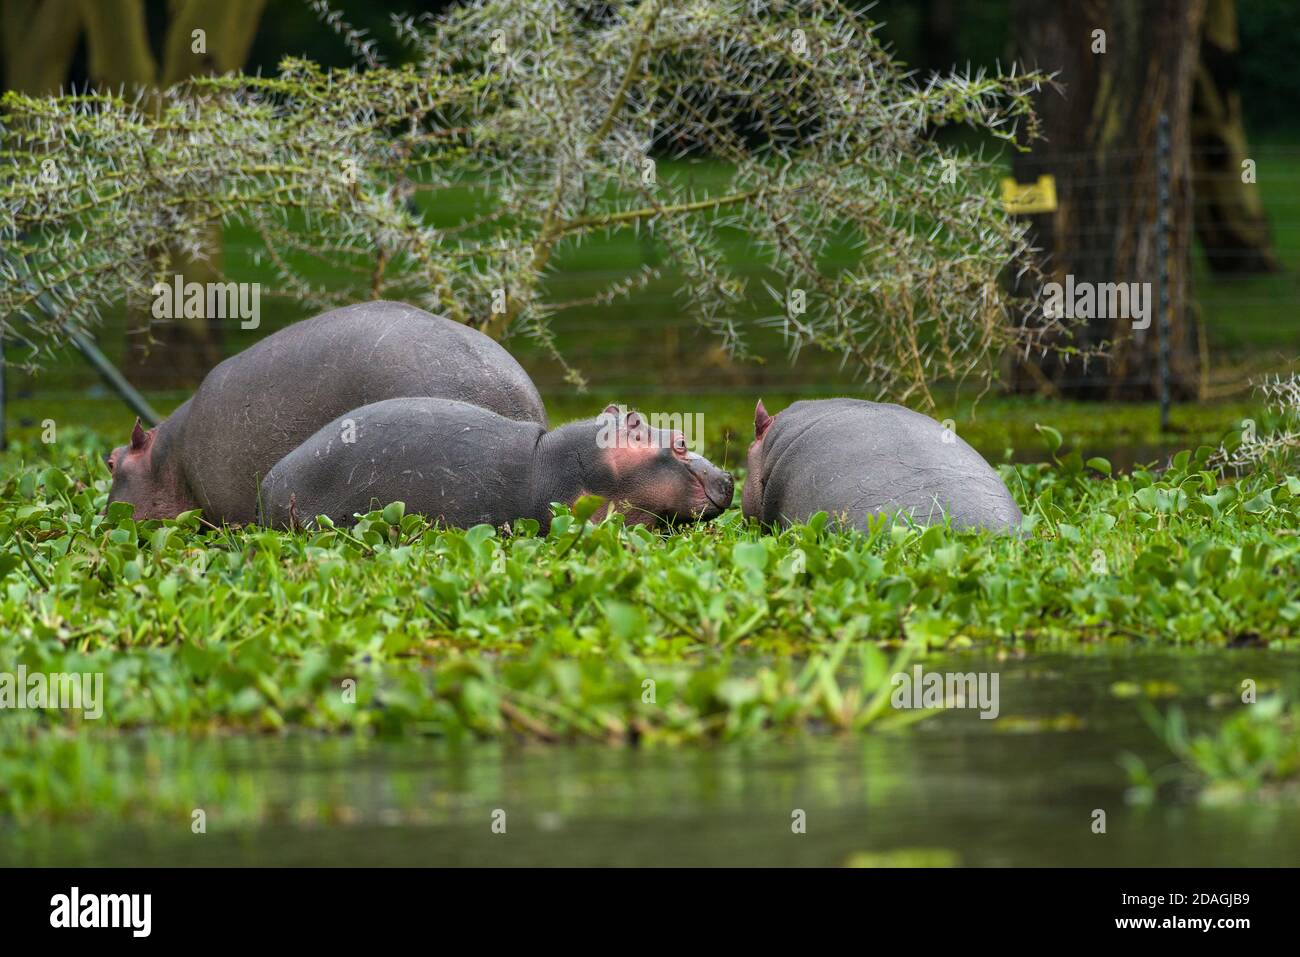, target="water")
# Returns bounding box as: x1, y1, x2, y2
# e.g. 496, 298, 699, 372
3, 649, 1297, 866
